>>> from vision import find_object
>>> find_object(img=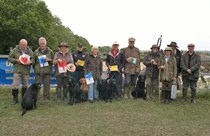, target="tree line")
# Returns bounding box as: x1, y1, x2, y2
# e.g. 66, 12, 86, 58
0, 0, 91, 54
